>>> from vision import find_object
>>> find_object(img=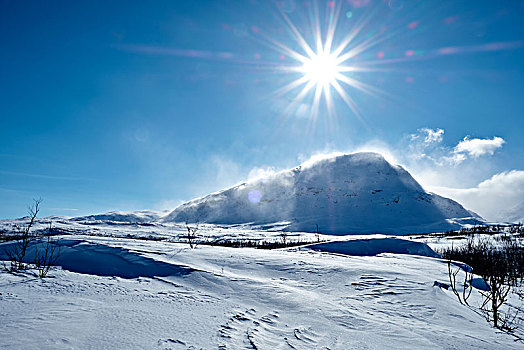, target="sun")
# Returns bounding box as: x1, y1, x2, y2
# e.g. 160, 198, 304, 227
299, 51, 340, 87
266, 1, 380, 121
